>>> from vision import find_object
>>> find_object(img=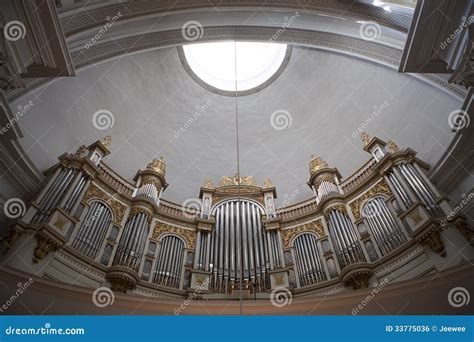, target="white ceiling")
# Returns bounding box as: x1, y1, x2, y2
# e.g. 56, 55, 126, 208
14, 45, 461, 206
